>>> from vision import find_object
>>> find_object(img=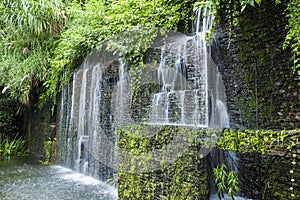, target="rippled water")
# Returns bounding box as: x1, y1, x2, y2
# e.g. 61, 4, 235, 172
0, 157, 117, 200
